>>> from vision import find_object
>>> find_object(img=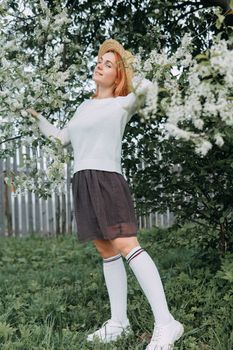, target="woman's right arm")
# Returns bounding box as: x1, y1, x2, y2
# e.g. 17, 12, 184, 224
26, 108, 70, 146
